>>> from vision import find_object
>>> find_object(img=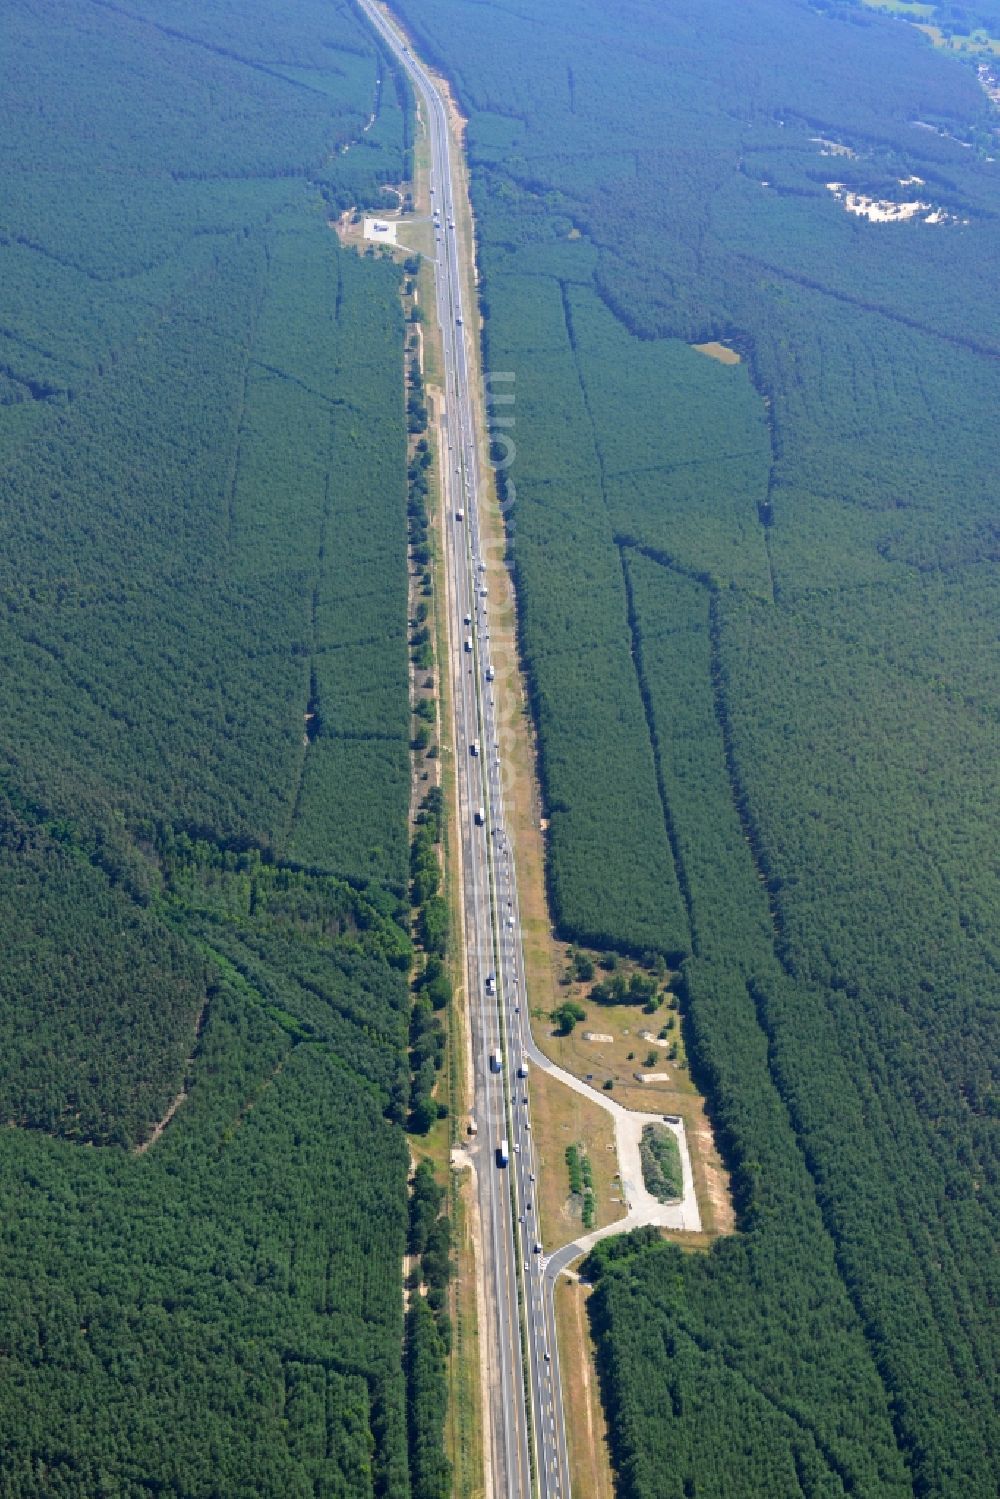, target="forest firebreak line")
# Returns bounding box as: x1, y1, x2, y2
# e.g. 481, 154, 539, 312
618, 545, 696, 958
